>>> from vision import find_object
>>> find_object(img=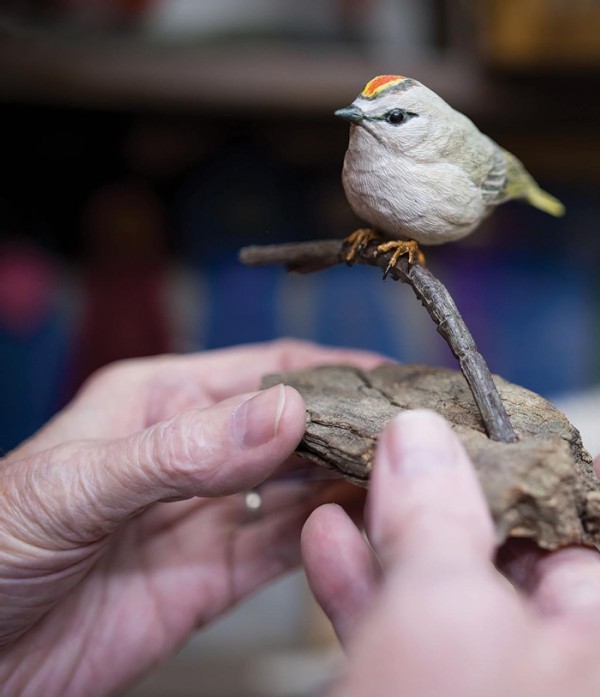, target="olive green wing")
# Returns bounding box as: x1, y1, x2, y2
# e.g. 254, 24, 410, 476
479, 148, 509, 205
481, 148, 565, 217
